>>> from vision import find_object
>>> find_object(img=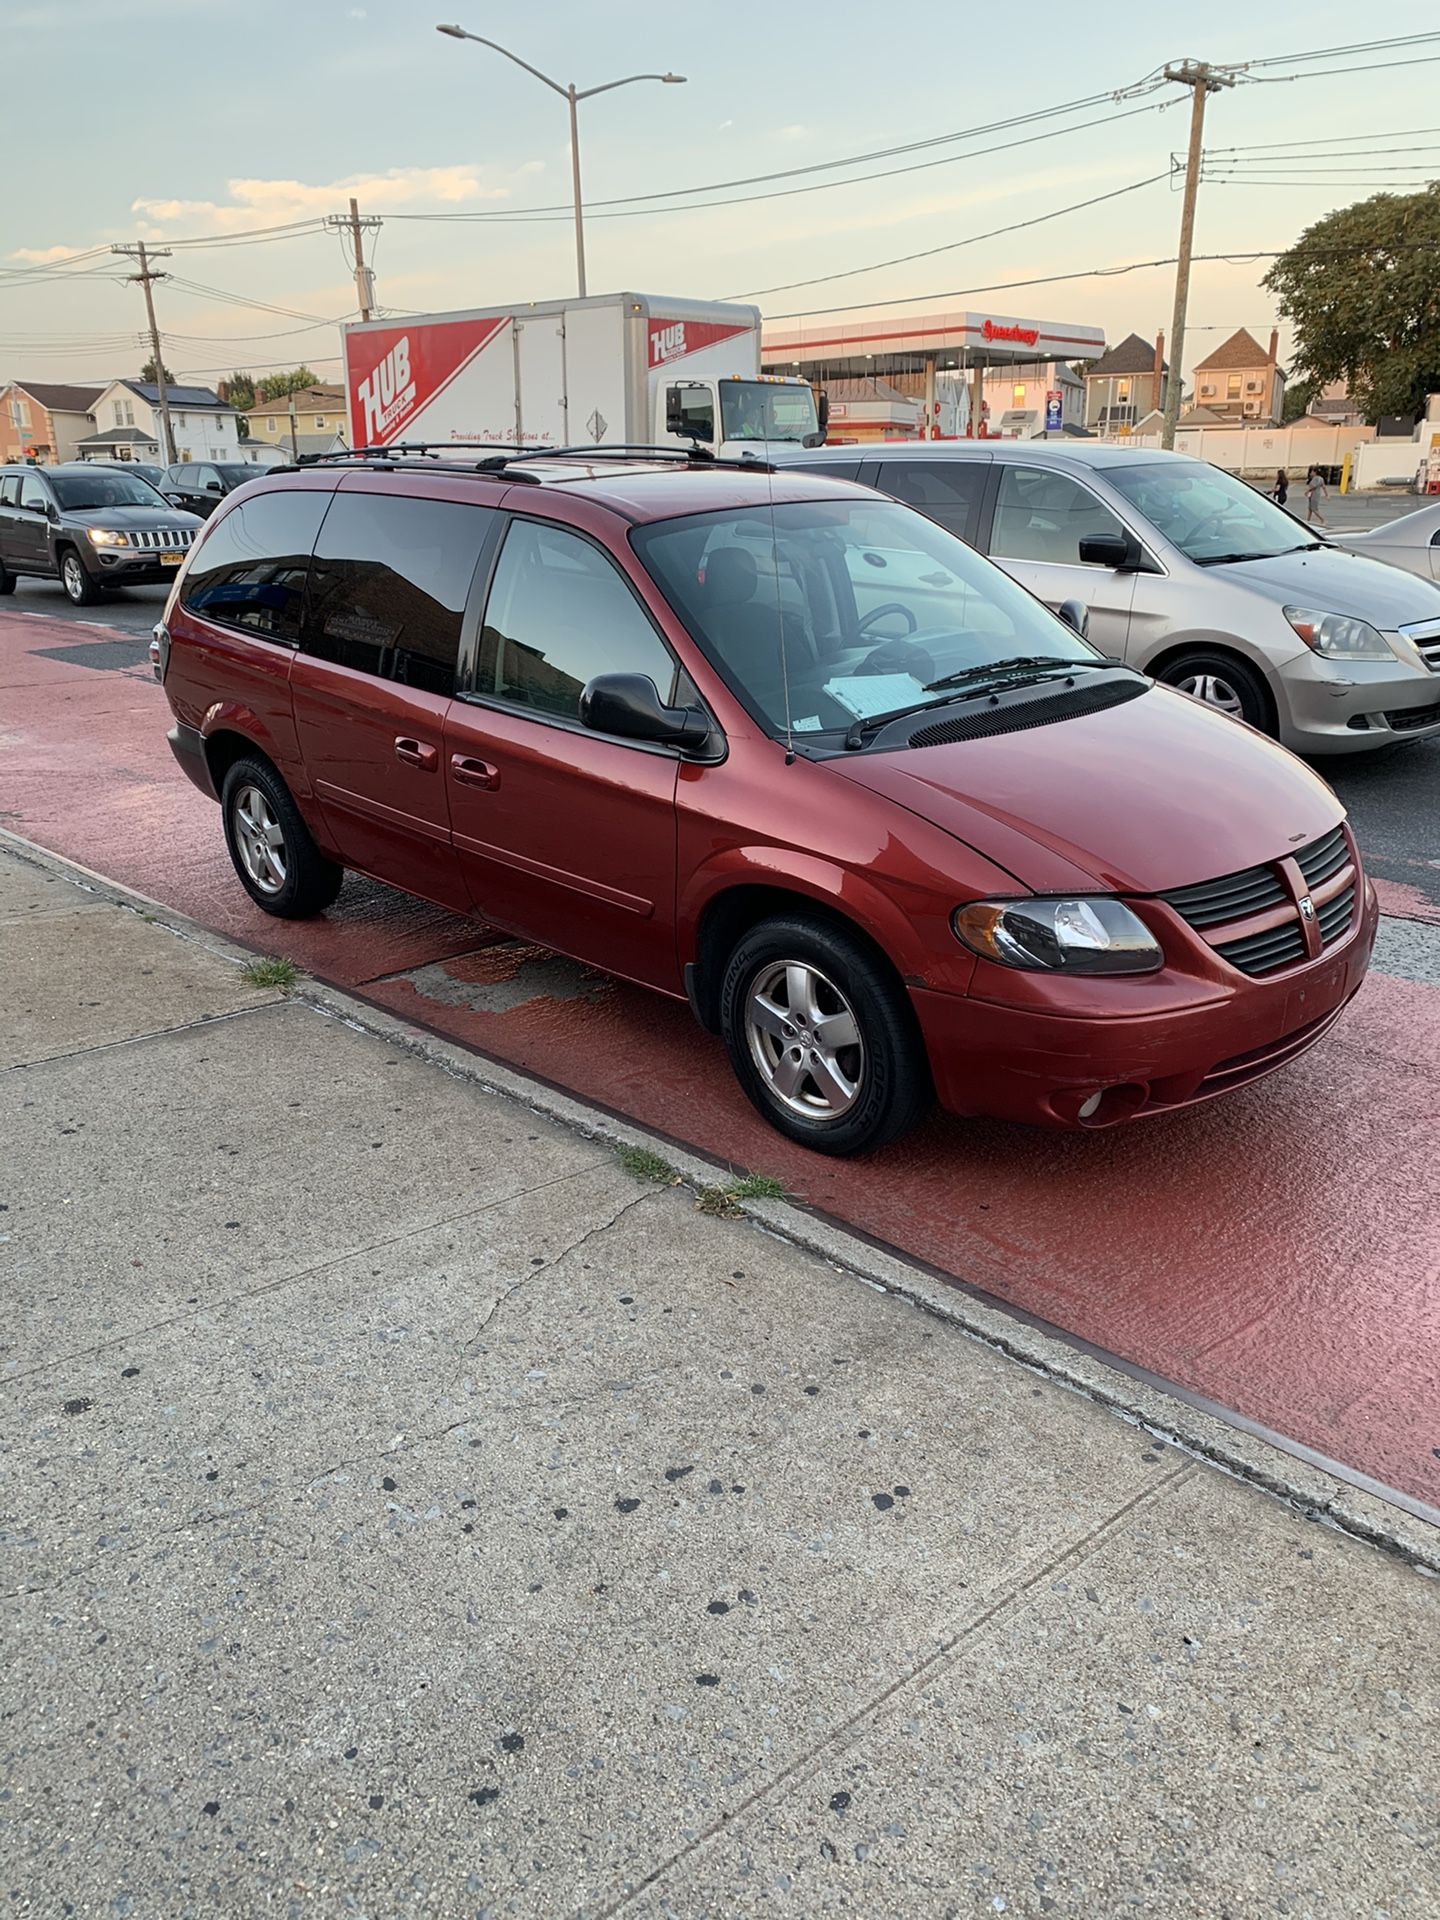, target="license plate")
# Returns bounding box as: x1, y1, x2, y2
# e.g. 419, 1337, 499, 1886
159, 551, 183, 566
